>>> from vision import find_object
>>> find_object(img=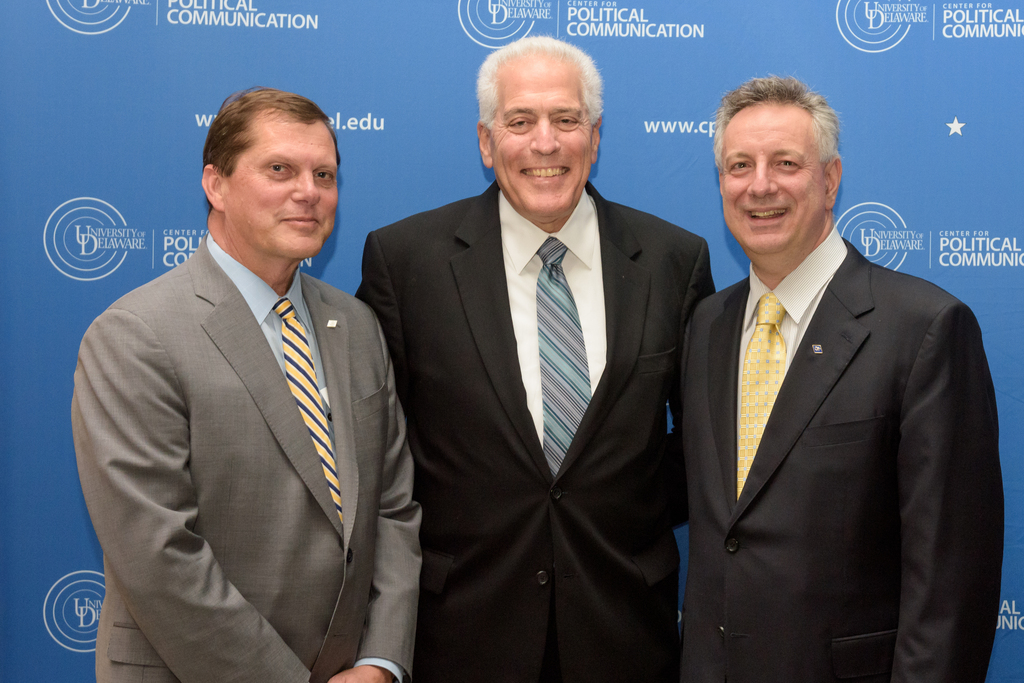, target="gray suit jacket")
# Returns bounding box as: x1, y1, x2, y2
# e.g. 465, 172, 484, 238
72, 240, 421, 683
